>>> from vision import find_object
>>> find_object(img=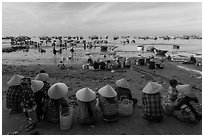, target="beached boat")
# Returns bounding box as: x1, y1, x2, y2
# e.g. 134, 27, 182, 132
137, 45, 144, 51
